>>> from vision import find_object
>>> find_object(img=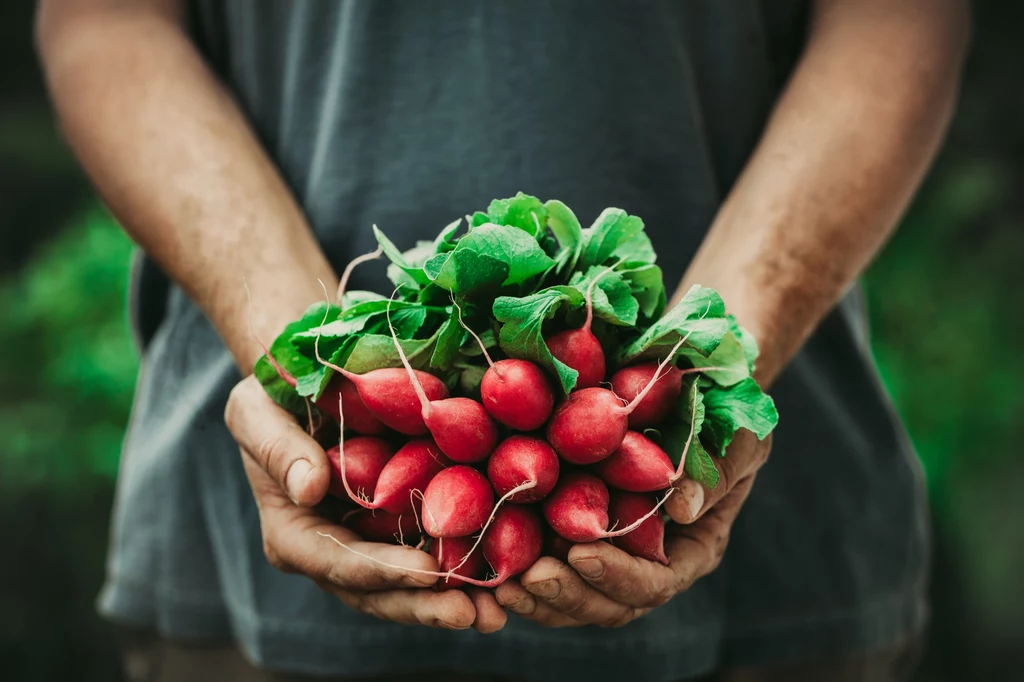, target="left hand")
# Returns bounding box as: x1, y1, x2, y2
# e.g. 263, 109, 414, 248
495, 430, 771, 627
